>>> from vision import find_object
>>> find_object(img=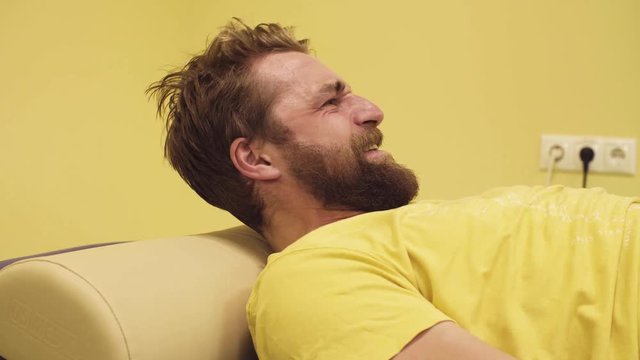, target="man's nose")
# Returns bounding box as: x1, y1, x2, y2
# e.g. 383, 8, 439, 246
351, 95, 384, 128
